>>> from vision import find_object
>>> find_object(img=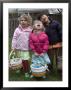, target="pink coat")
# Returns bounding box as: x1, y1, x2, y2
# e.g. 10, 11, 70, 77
12, 25, 32, 51
29, 32, 49, 54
